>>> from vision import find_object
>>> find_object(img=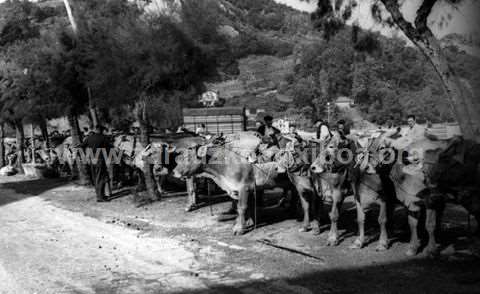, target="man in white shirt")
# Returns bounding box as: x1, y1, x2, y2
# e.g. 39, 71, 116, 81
402, 114, 426, 143
195, 123, 206, 135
